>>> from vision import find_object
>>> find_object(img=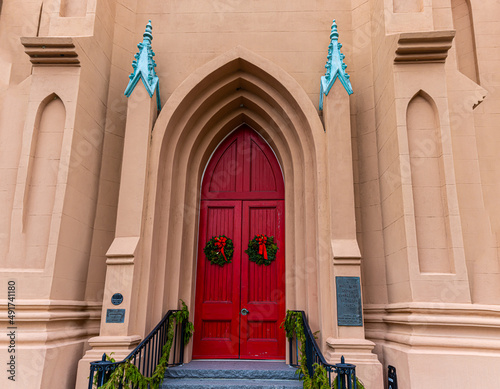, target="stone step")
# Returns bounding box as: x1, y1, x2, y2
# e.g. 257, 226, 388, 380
161, 378, 303, 389
165, 360, 299, 380
162, 360, 301, 388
